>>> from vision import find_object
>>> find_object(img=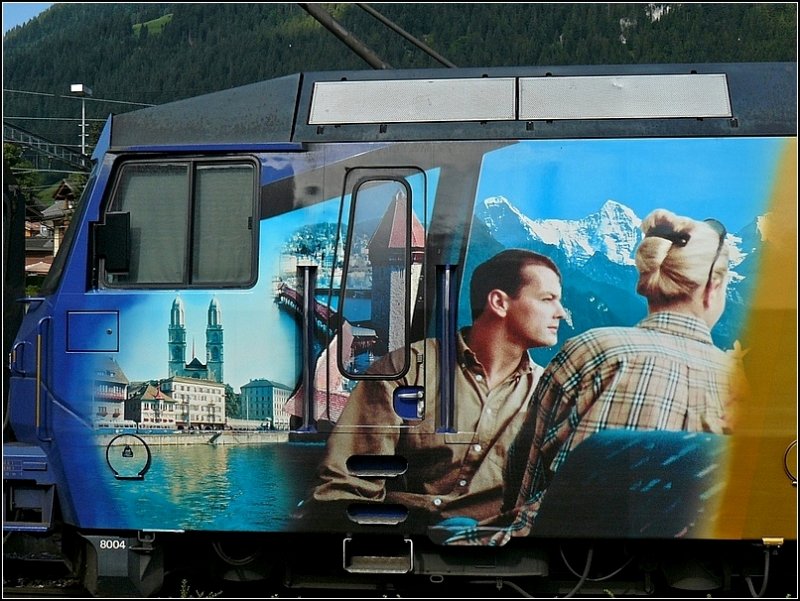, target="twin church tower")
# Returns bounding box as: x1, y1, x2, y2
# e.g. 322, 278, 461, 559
168, 297, 224, 384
